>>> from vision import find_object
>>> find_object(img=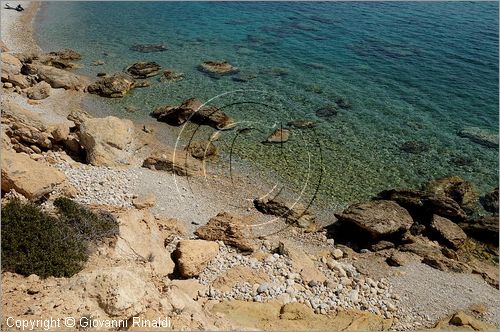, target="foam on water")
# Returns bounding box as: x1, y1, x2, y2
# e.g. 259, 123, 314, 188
35, 1, 499, 209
